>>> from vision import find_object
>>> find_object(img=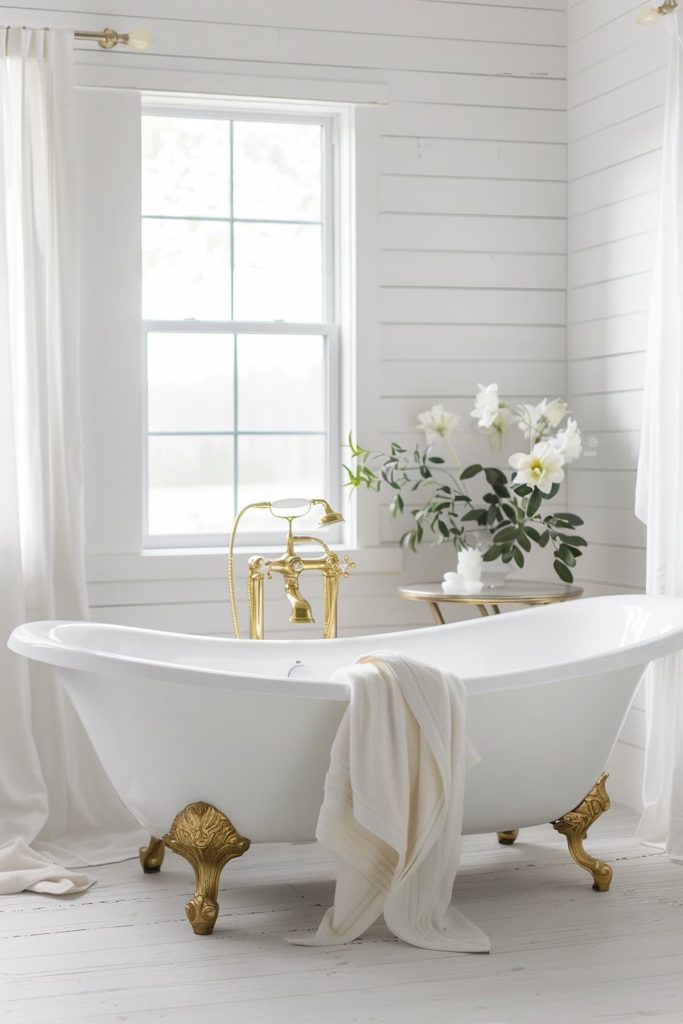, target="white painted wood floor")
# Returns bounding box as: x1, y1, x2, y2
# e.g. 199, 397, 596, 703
2, 806, 682, 1024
